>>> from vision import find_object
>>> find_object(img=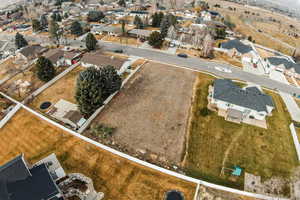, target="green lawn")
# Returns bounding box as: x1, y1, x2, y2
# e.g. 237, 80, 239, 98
184, 74, 299, 189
